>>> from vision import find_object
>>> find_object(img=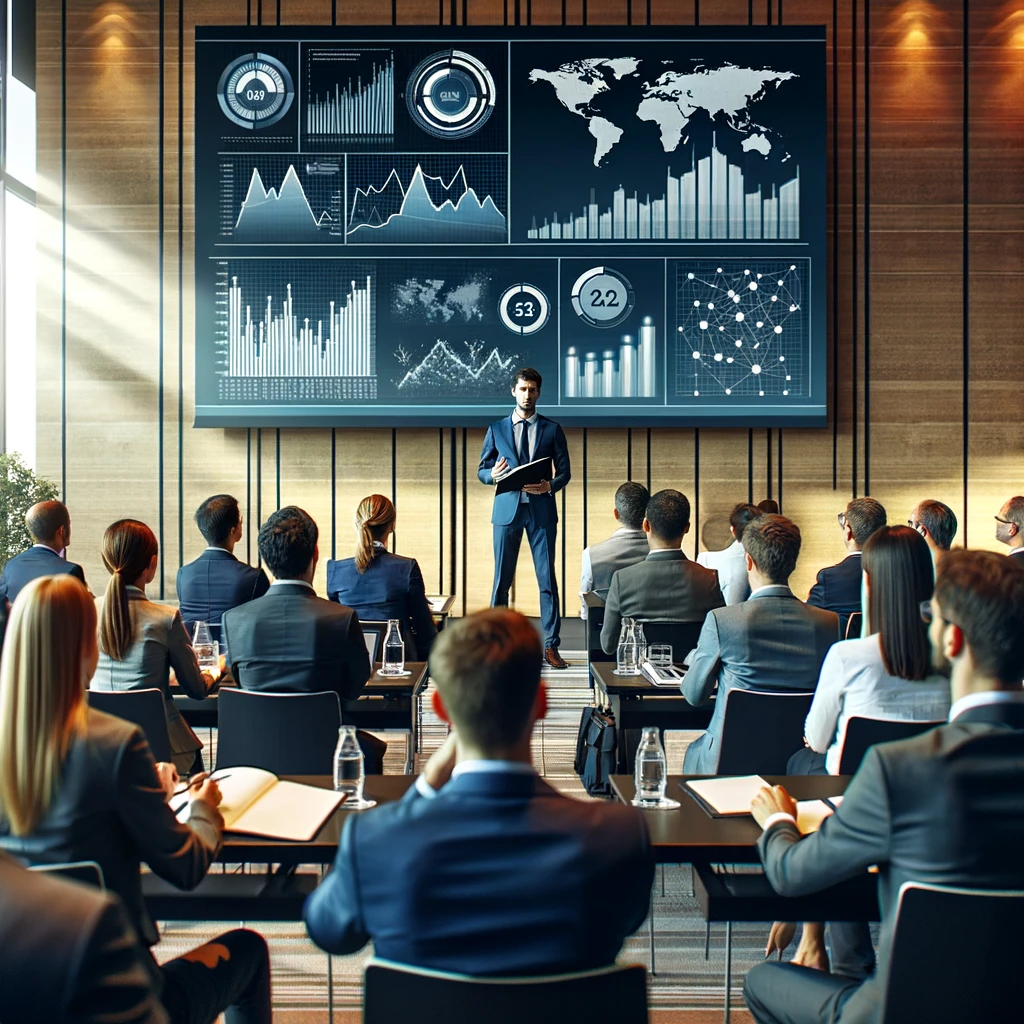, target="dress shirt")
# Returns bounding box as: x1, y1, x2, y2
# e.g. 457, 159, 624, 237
949, 689, 1024, 722
415, 759, 535, 800
579, 526, 639, 618
31, 543, 62, 553
269, 578, 315, 591
510, 410, 538, 504
696, 541, 749, 606
804, 633, 950, 775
